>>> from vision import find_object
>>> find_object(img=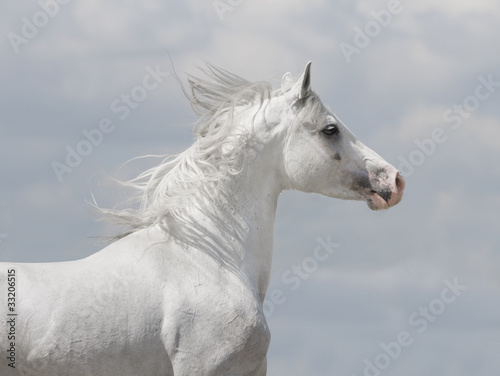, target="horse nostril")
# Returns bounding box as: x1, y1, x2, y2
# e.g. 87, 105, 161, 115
395, 172, 405, 193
